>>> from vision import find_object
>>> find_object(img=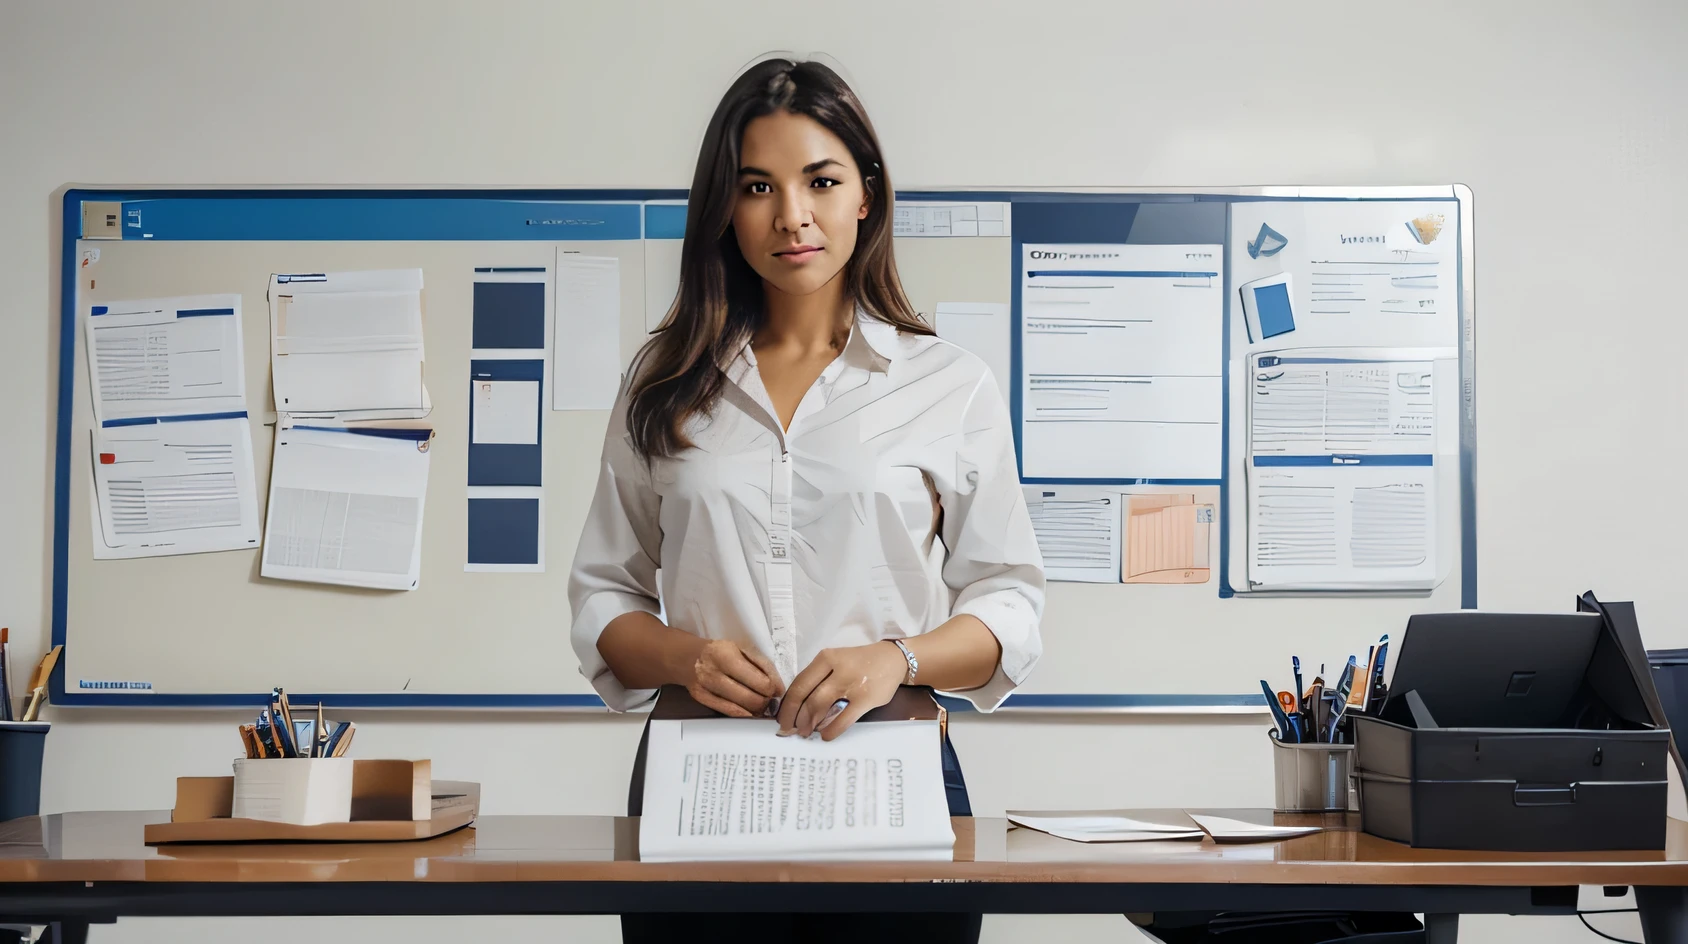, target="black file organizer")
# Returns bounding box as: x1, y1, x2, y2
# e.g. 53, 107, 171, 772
1353, 596, 1672, 851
